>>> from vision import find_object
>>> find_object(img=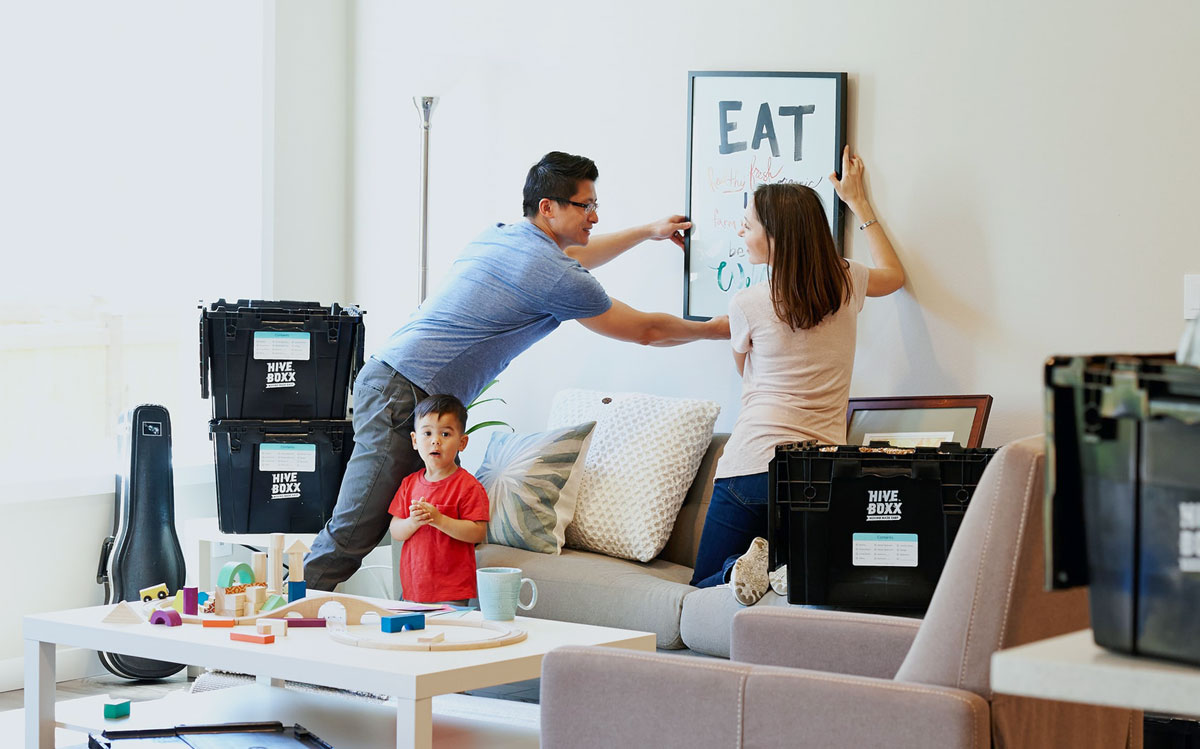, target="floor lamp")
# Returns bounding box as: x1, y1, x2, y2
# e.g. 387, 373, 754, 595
414, 96, 438, 304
